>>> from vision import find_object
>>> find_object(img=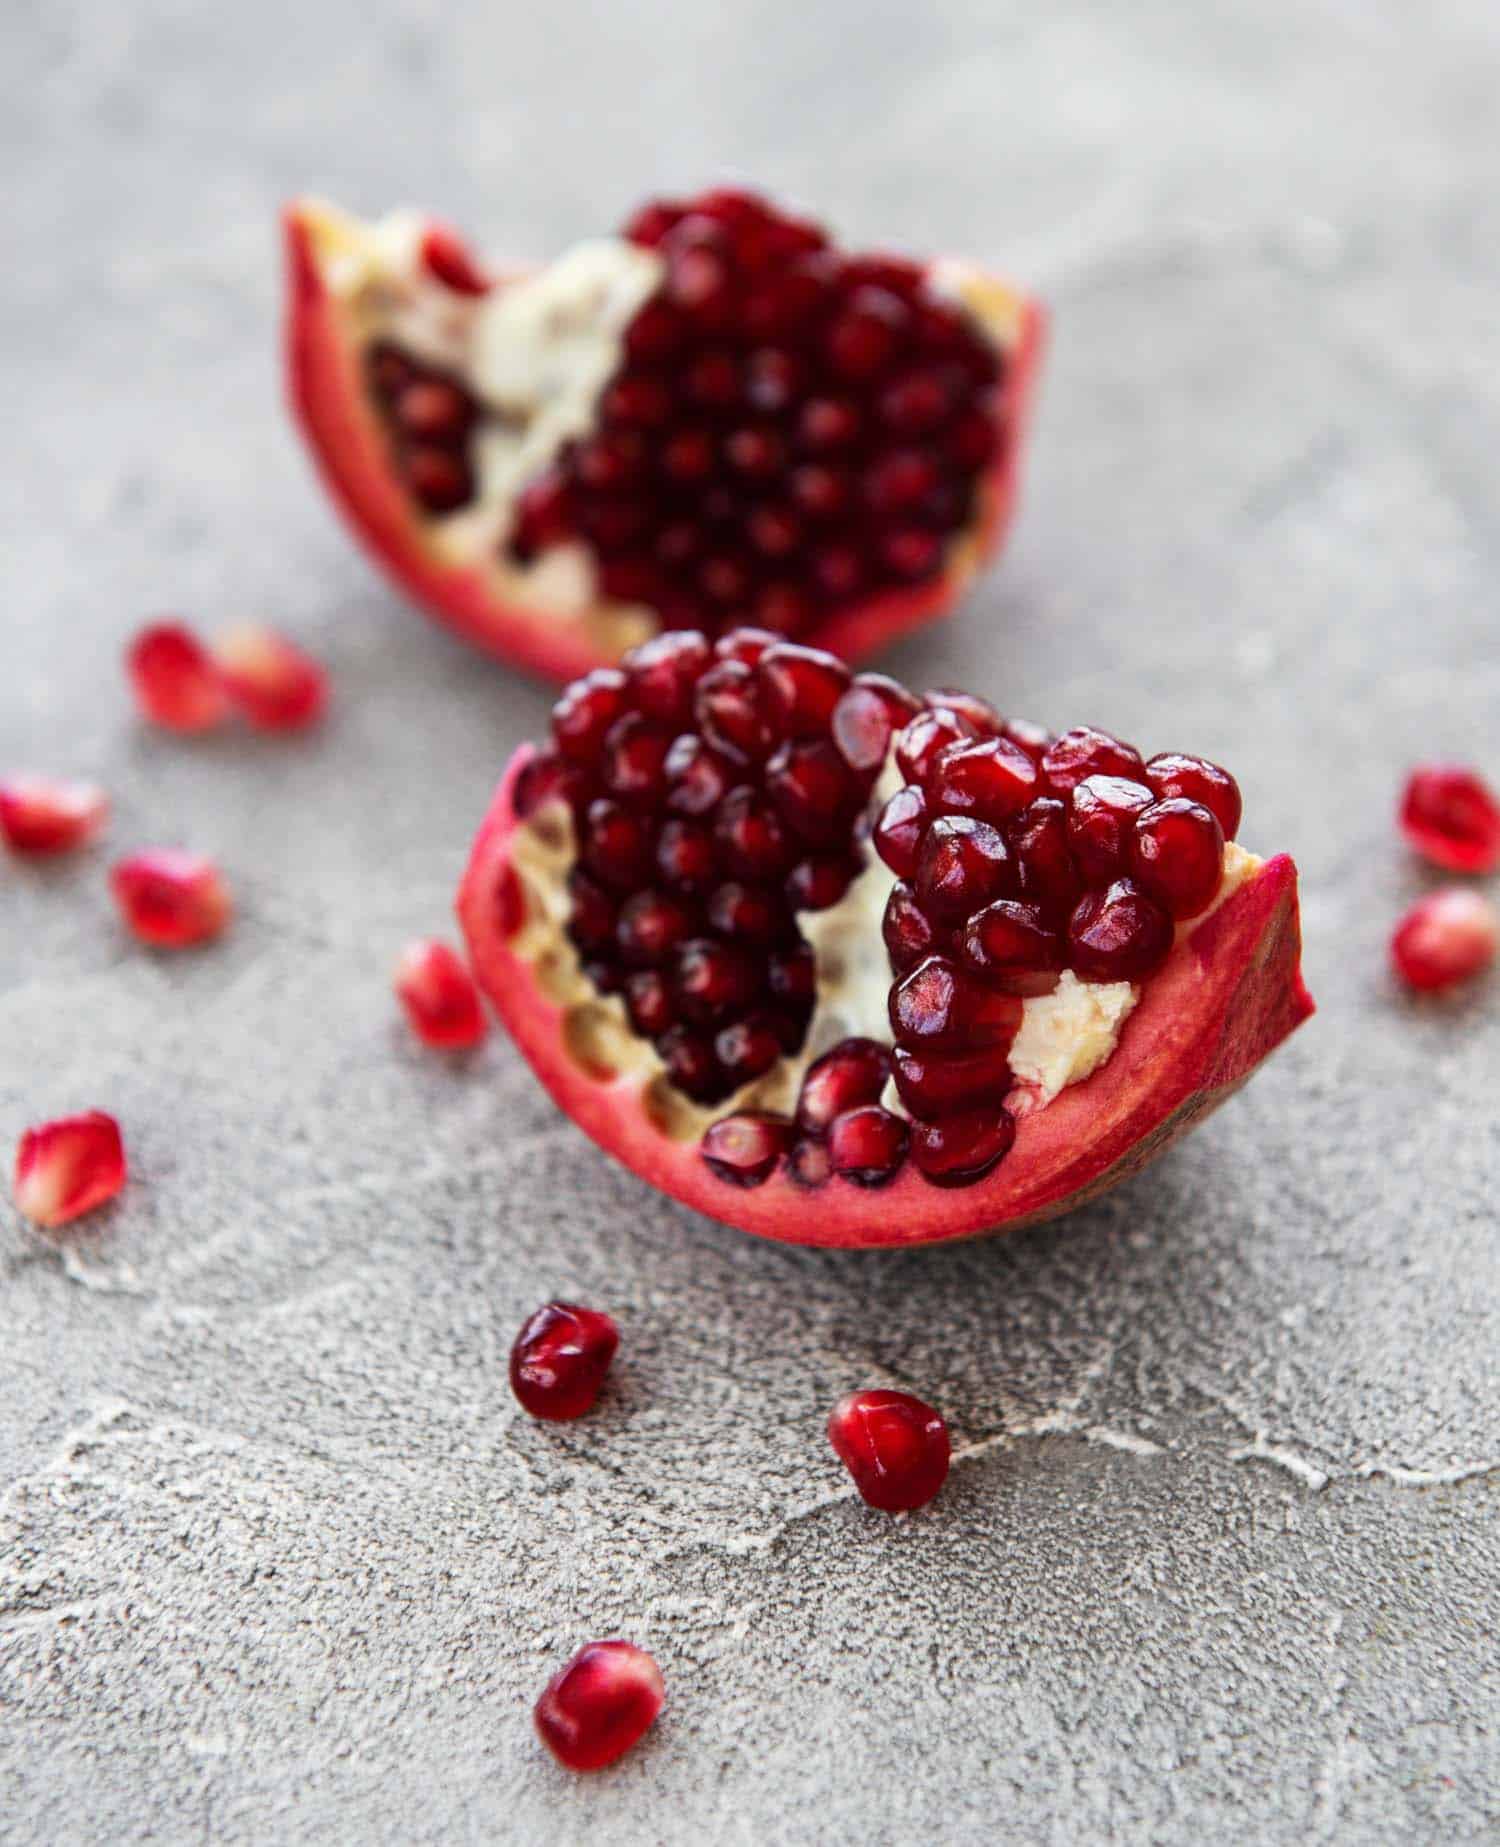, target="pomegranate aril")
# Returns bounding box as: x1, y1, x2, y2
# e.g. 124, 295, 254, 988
910, 1107, 1017, 1187
127, 622, 230, 732
664, 735, 734, 816
394, 939, 488, 1049
403, 446, 473, 512
511, 470, 573, 556
656, 819, 717, 891
110, 850, 232, 949
1001, 717, 1053, 762
514, 750, 586, 820
947, 407, 1000, 469
864, 450, 937, 515
510, 1301, 619, 1421
661, 427, 716, 483
601, 714, 673, 802
1146, 752, 1242, 842
926, 688, 1002, 737
883, 880, 943, 973
1008, 797, 1082, 921
0, 776, 109, 856
826, 287, 909, 379
828, 1388, 950, 1512
13, 1111, 126, 1229
602, 373, 673, 429
1391, 888, 1499, 992
625, 969, 675, 1036
756, 643, 851, 737
896, 707, 973, 786
1068, 880, 1173, 982
685, 347, 741, 406
535, 1639, 664, 1774
891, 1044, 1014, 1122
752, 584, 815, 637
713, 627, 780, 667
831, 674, 921, 775
881, 528, 942, 578
695, 660, 774, 763
676, 938, 758, 1023
616, 891, 694, 966
1042, 726, 1145, 797
960, 899, 1064, 996
767, 942, 815, 1008
701, 1111, 792, 1187
787, 854, 858, 910
827, 1105, 909, 1187
792, 464, 851, 520
419, 222, 490, 295
1130, 799, 1225, 920
880, 370, 951, 435
873, 784, 930, 878
395, 378, 475, 442
800, 397, 862, 451
928, 737, 1039, 823
715, 1015, 784, 1086
581, 800, 654, 890
766, 740, 856, 844
567, 871, 617, 952
812, 543, 865, 599
913, 816, 1013, 924
706, 881, 783, 943
367, 341, 416, 400
215, 626, 328, 731
788, 1137, 833, 1188
715, 786, 792, 880
1398, 765, 1500, 875
1067, 774, 1155, 882
747, 505, 802, 559
890, 955, 1024, 1053
746, 347, 804, 412
657, 1025, 725, 1101
796, 1038, 892, 1134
